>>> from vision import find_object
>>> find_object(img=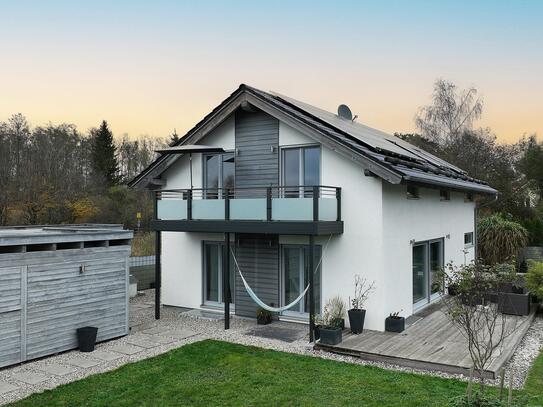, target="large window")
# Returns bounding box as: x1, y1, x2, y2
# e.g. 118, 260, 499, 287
412, 239, 444, 308
281, 245, 321, 316
203, 242, 235, 305
281, 146, 320, 197
203, 153, 234, 198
